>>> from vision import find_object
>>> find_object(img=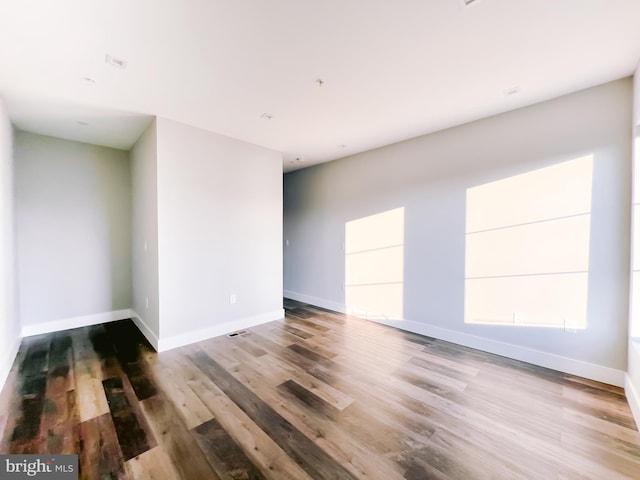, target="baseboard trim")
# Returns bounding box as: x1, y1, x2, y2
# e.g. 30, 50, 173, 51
625, 373, 640, 430
284, 290, 347, 314
284, 291, 625, 387
21, 309, 133, 338
377, 317, 624, 387
158, 309, 285, 352
0, 333, 21, 393
130, 310, 159, 351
